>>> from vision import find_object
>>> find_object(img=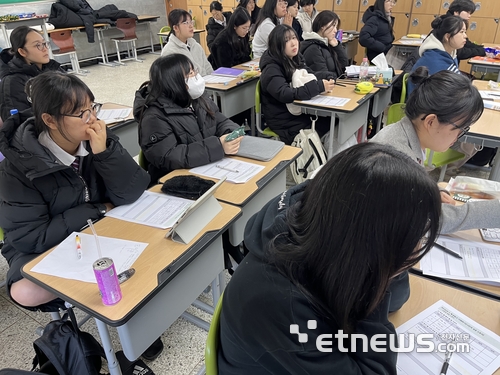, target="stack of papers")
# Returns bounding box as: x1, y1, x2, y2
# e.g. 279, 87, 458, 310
479, 90, 500, 100
203, 75, 235, 84
97, 108, 132, 124
345, 65, 377, 77
30, 232, 148, 283
300, 95, 350, 107
190, 157, 264, 184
